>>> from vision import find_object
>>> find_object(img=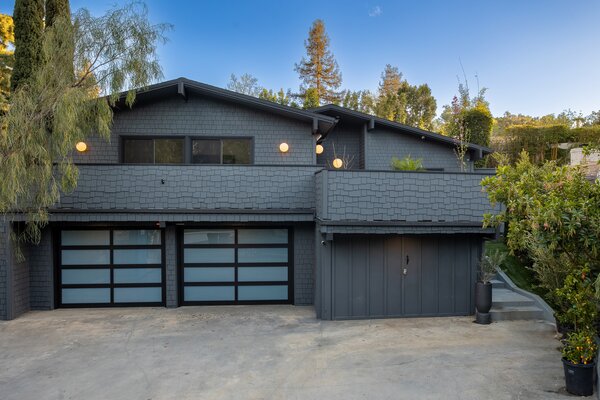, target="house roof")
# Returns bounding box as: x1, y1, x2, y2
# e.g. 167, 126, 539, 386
310, 104, 493, 157
112, 77, 338, 134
